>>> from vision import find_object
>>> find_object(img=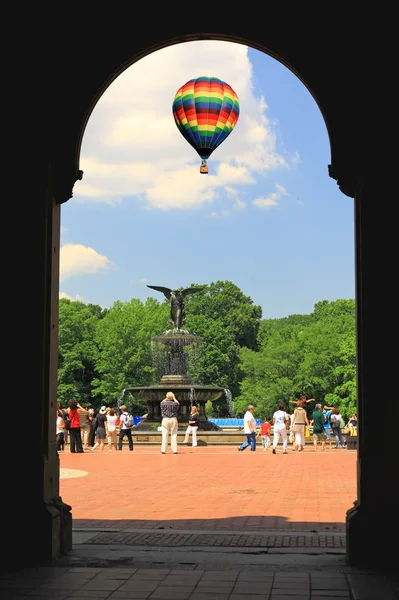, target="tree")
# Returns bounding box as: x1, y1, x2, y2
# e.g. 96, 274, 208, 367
58, 299, 105, 406
91, 297, 168, 407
